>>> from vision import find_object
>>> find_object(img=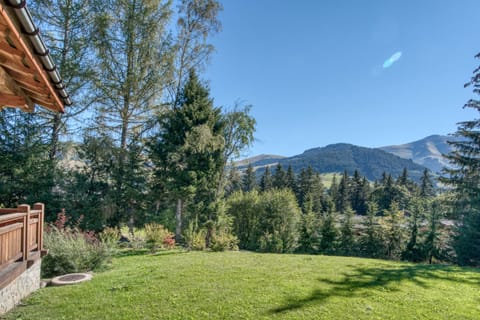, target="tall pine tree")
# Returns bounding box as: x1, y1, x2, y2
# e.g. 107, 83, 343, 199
150, 70, 224, 240
443, 52, 480, 266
